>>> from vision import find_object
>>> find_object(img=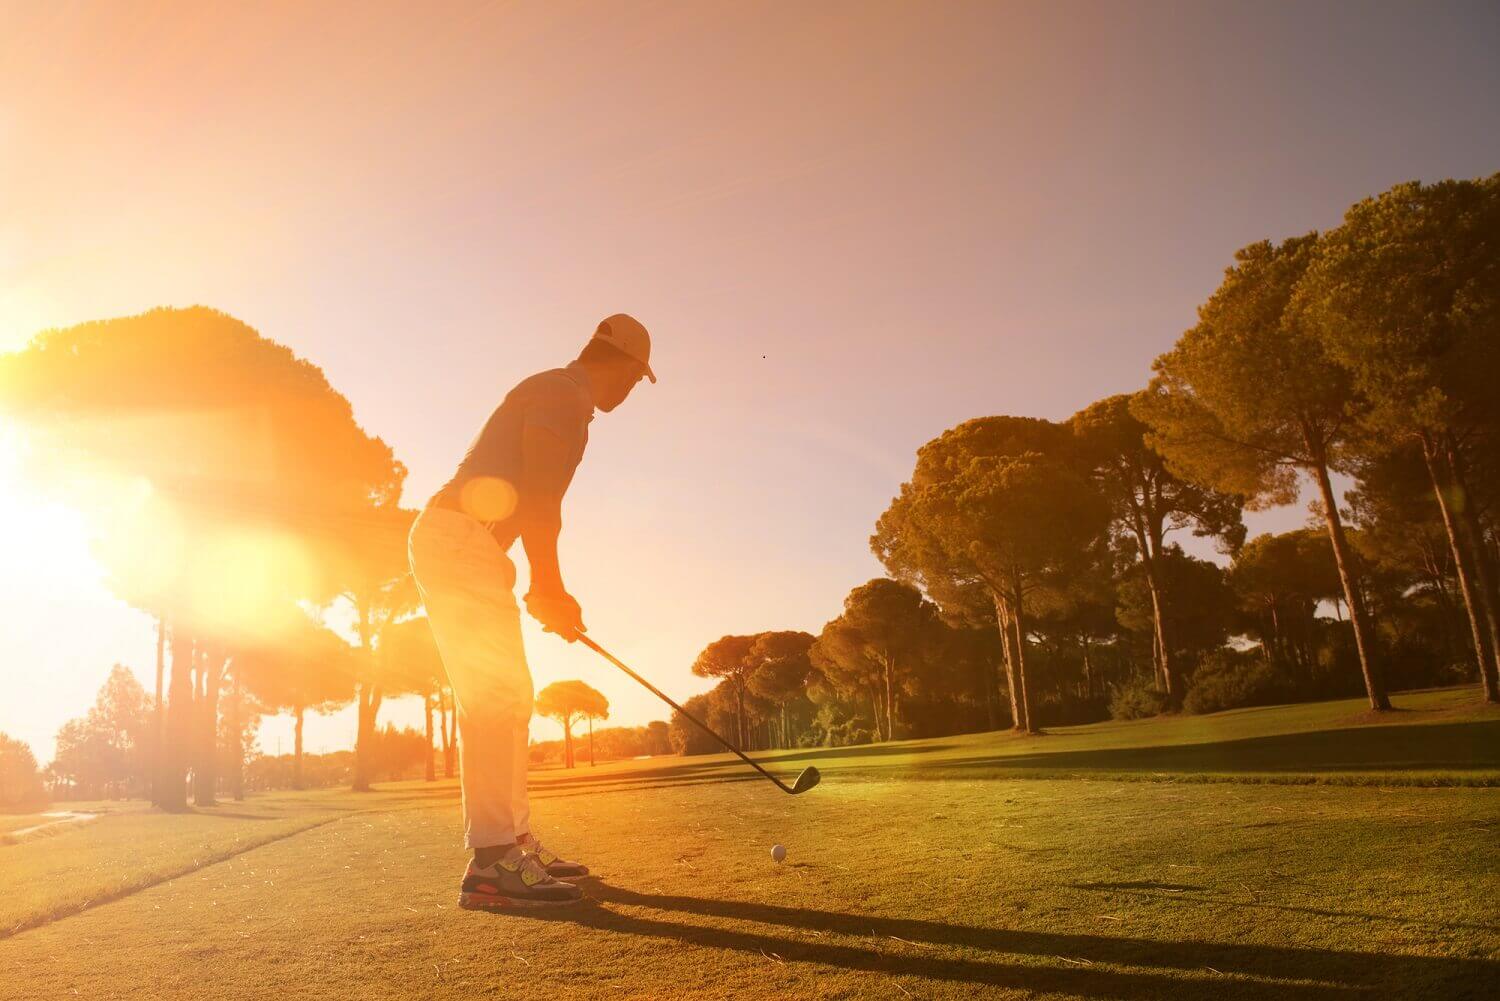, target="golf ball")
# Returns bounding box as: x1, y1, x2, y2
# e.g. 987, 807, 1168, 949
771, 844, 787, 863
